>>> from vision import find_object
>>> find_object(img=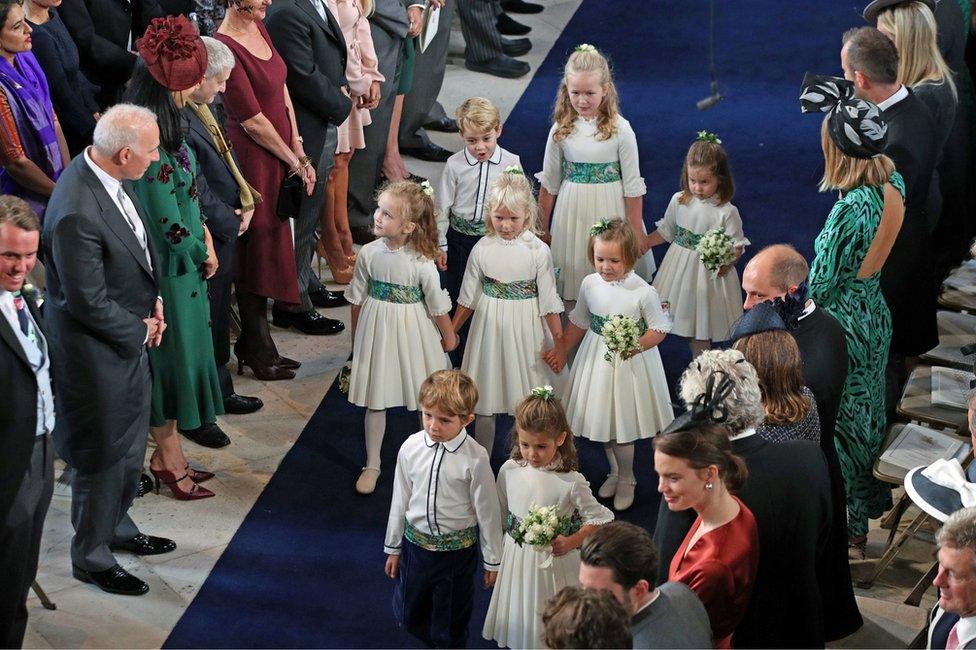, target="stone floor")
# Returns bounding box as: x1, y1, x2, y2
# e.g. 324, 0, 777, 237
21, 2, 943, 646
